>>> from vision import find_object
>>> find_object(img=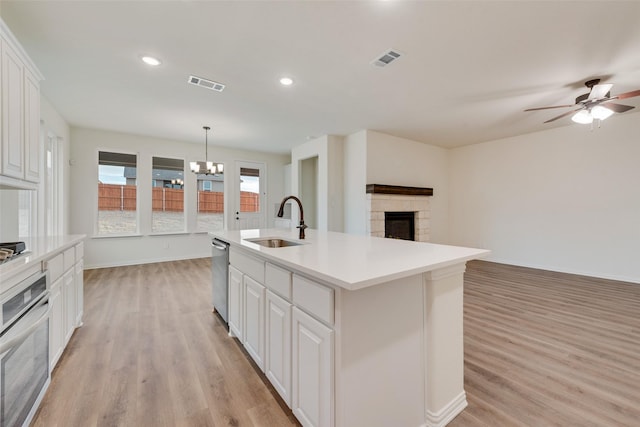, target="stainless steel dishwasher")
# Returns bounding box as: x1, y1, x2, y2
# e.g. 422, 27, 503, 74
211, 238, 229, 324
